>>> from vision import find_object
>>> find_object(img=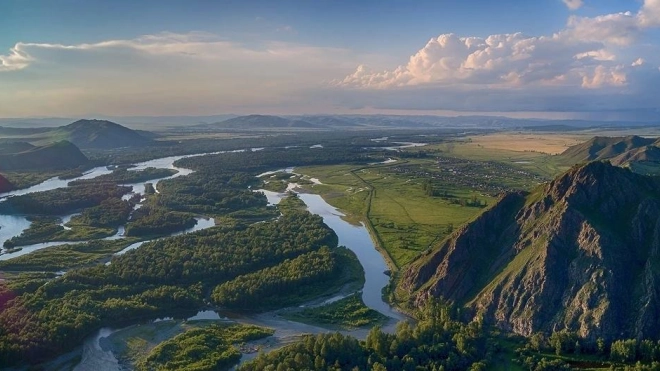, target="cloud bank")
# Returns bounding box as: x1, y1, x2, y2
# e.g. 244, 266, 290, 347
334, 0, 660, 114
1, 1, 660, 117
